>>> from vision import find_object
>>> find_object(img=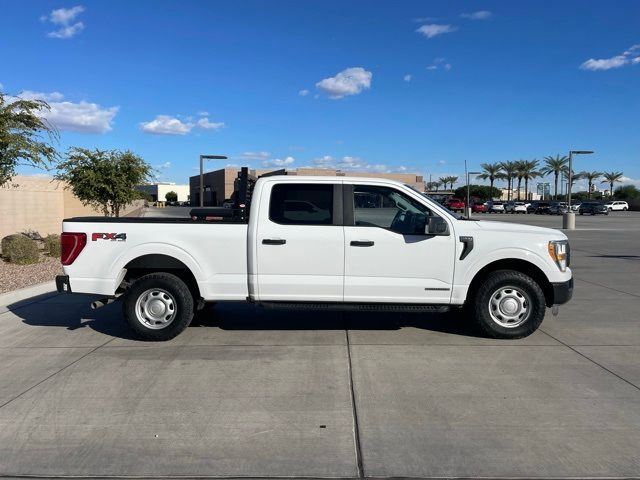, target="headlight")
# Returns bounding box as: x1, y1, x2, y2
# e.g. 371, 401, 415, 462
548, 240, 570, 272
